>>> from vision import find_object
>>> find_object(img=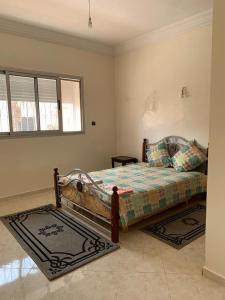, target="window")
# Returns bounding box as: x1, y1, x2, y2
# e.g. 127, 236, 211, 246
61, 80, 82, 132
10, 75, 37, 132
0, 74, 10, 132
0, 69, 83, 137
38, 78, 59, 131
